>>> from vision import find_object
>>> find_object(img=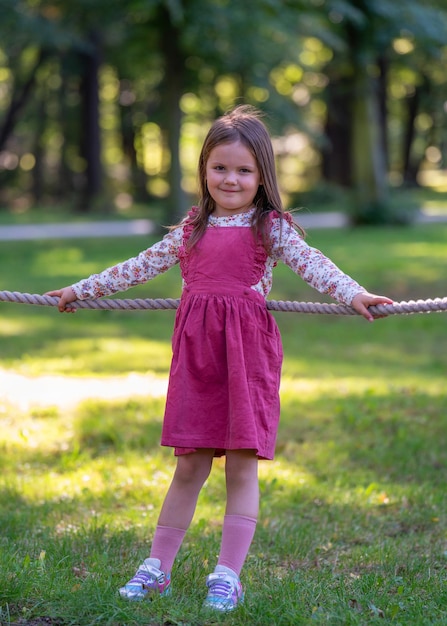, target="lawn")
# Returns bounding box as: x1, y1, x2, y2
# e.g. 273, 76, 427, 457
1, 222, 447, 625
